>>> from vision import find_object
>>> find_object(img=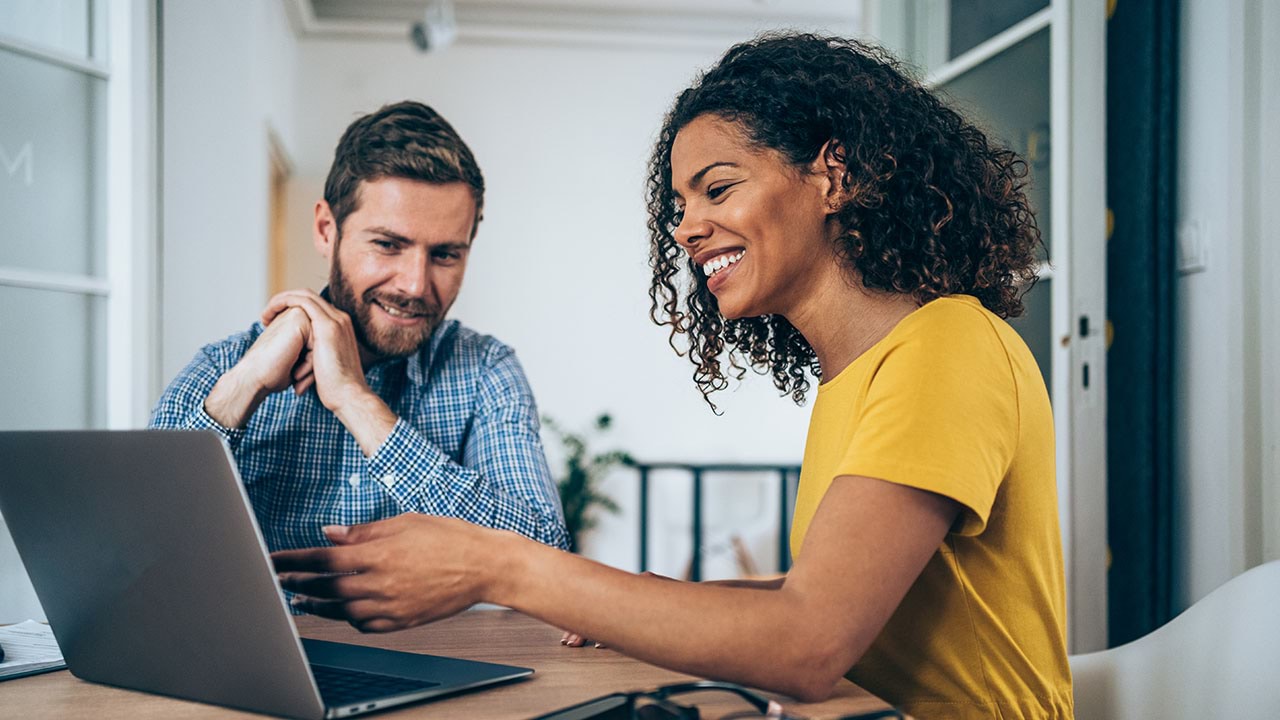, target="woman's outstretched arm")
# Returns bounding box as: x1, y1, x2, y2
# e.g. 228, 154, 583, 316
274, 474, 958, 702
